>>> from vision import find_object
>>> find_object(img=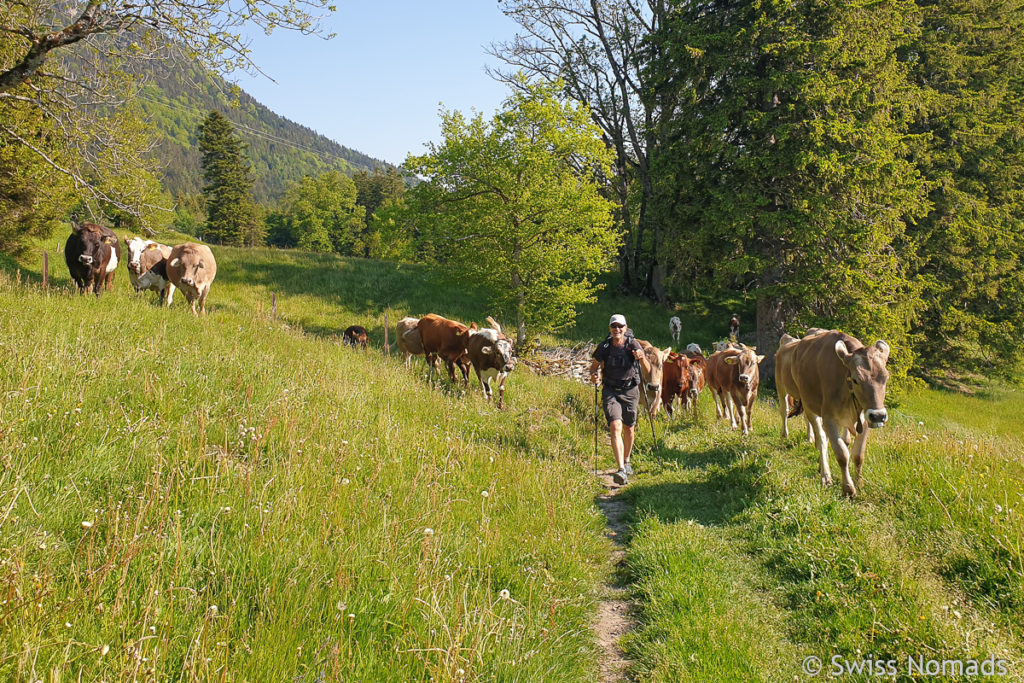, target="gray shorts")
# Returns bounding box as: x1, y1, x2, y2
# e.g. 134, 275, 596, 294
603, 385, 639, 427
